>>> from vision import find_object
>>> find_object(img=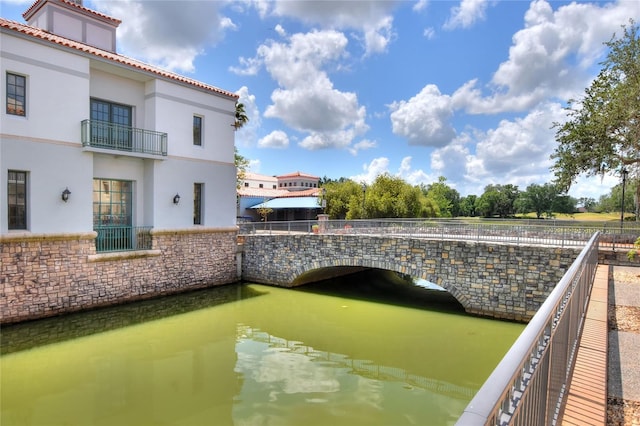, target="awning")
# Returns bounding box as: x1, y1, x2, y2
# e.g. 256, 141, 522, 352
249, 197, 320, 209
